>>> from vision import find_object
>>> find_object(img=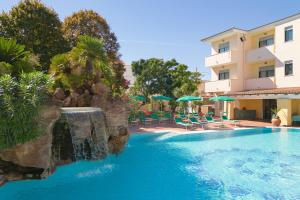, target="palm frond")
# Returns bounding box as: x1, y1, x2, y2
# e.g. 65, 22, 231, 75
0, 37, 38, 76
